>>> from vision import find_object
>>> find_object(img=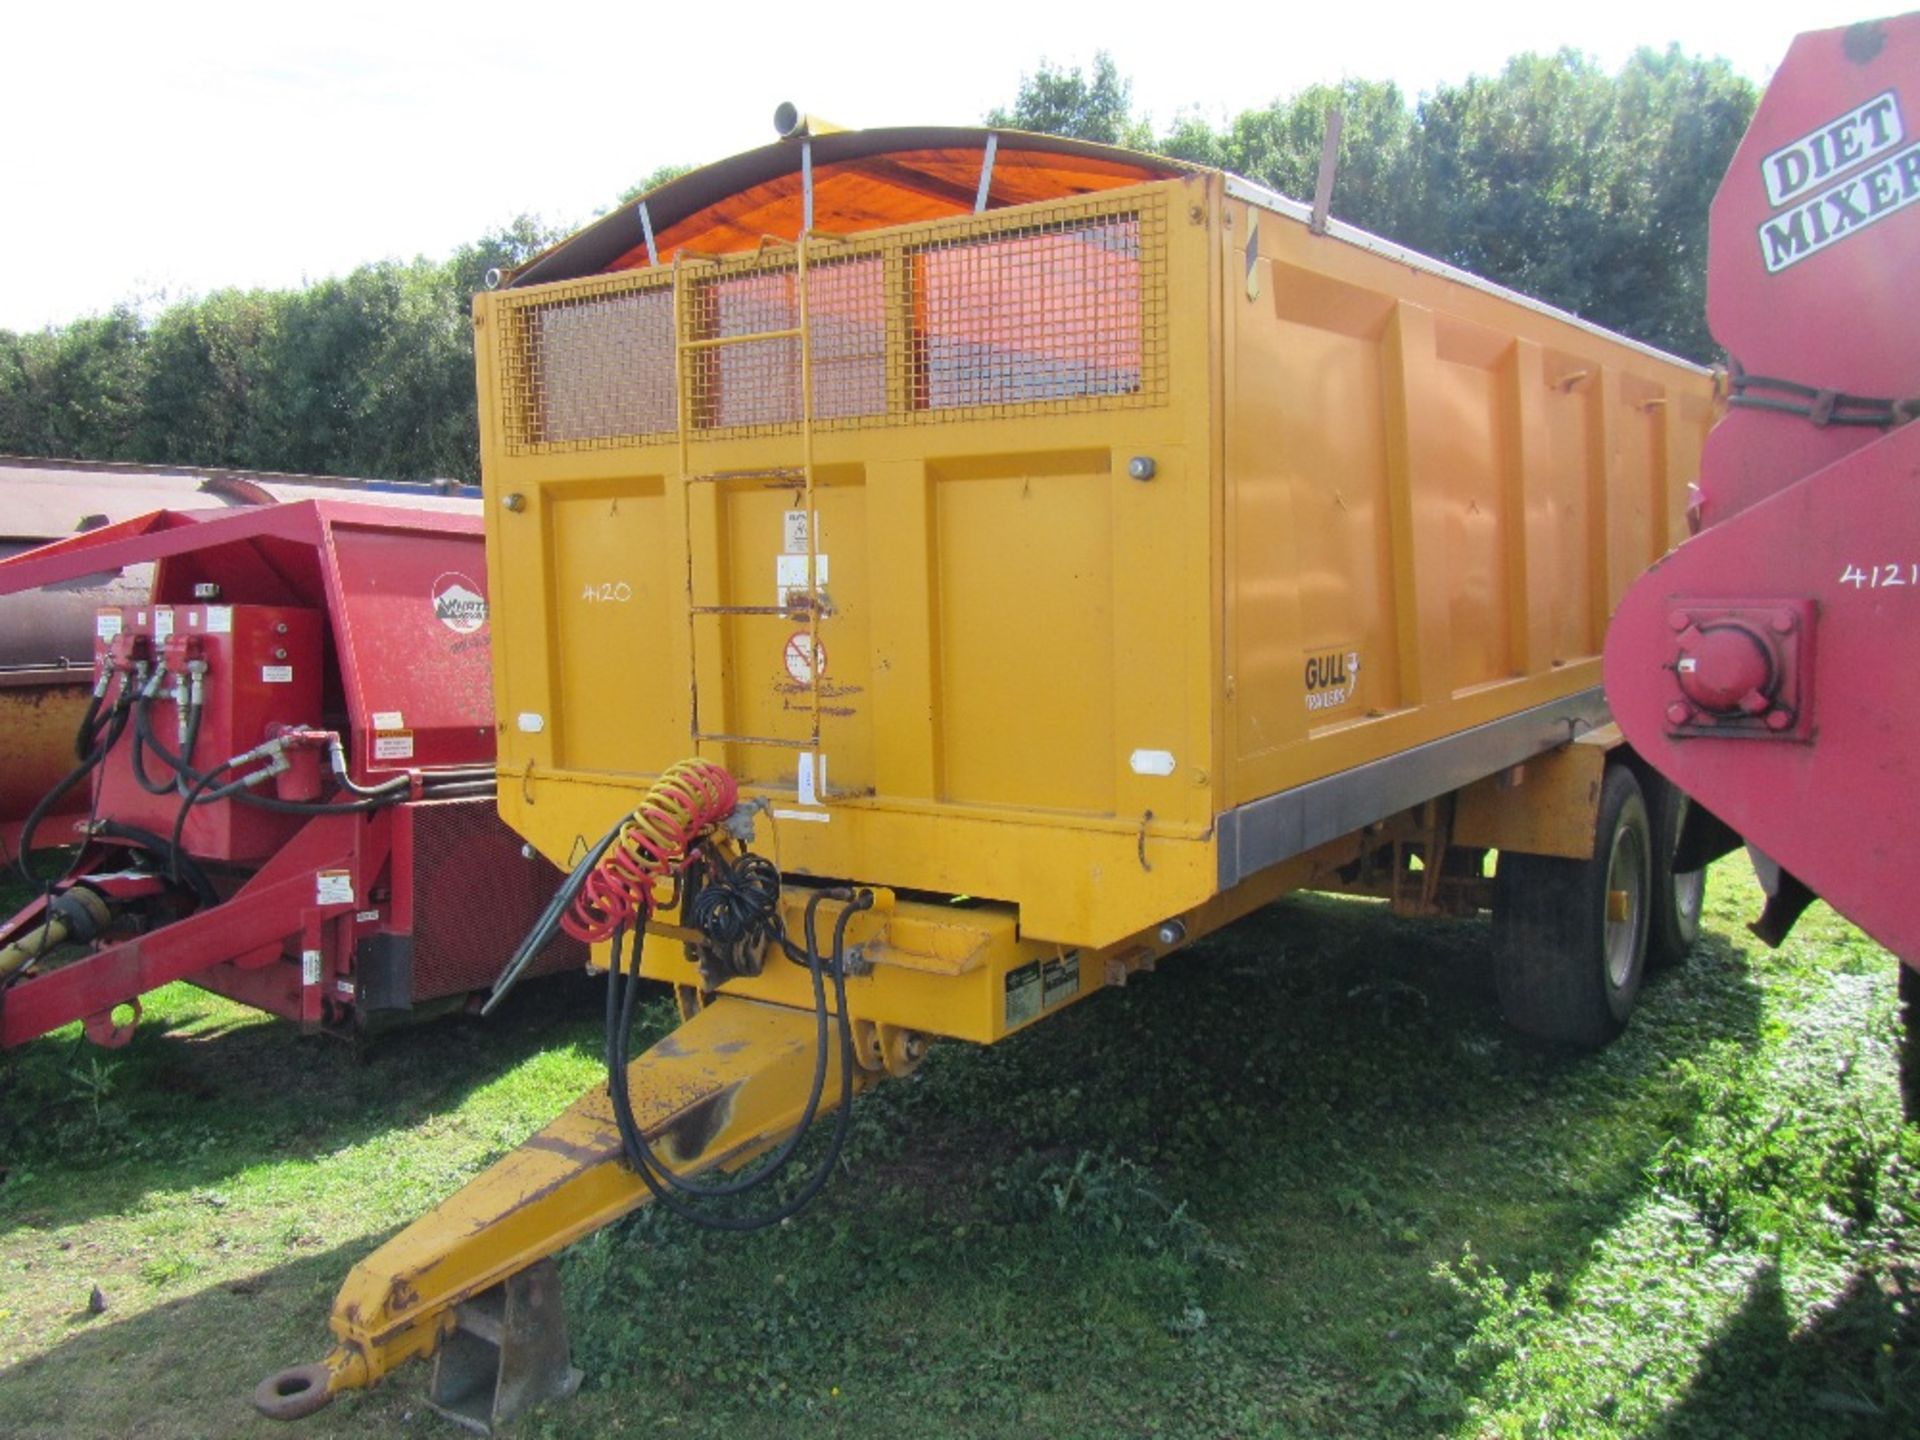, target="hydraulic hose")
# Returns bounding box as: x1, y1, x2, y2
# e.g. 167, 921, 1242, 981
603, 887, 872, 1230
